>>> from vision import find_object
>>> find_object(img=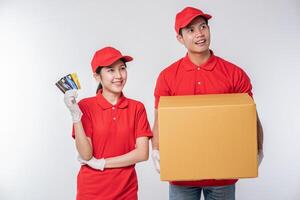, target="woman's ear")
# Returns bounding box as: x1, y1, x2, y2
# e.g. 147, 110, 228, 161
93, 72, 101, 83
